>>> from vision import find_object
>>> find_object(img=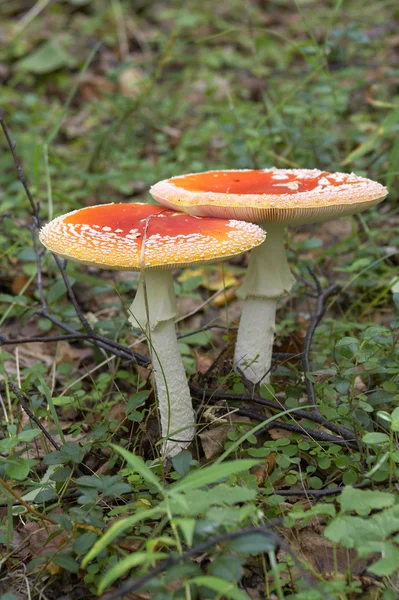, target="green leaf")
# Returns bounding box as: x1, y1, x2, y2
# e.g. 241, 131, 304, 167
46, 279, 69, 304
17, 429, 41, 442
174, 517, 196, 546
17, 40, 76, 74
339, 486, 395, 516
126, 390, 150, 415
325, 504, 399, 549
5, 458, 30, 480
111, 444, 164, 495
167, 485, 256, 517
362, 432, 390, 444
171, 450, 193, 476
0, 438, 19, 452
336, 337, 359, 347
52, 553, 79, 573
189, 576, 249, 600
390, 406, 399, 431
82, 506, 163, 567
224, 532, 275, 554
169, 460, 259, 494
324, 516, 364, 548
97, 552, 166, 594
64, 441, 86, 463
208, 555, 243, 582
73, 531, 98, 555
366, 542, 399, 577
